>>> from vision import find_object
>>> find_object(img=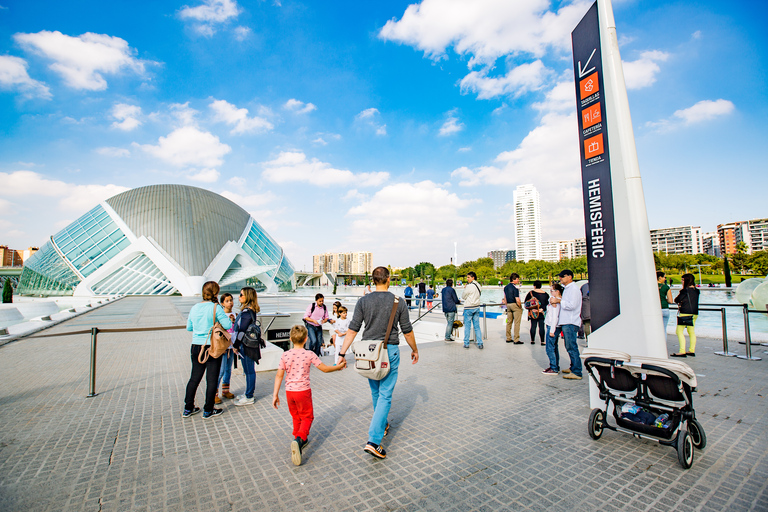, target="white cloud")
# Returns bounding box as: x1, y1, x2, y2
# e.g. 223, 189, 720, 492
458, 147, 472, 152
438, 114, 464, 136
179, 0, 242, 36
261, 151, 389, 187
0, 198, 12, 215
646, 99, 735, 131
220, 190, 277, 209
622, 50, 669, 90
209, 99, 273, 134
691, 30, 702, 40
110, 103, 142, 131
227, 176, 247, 187
14, 31, 150, 90
312, 137, 327, 146
532, 80, 574, 113
169, 102, 199, 127
234, 26, 251, 41
0, 55, 51, 99
188, 168, 220, 182
460, 60, 548, 99
355, 108, 387, 136
95, 146, 130, 157
346, 181, 475, 262
379, 0, 591, 65
138, 126, 231, 167
284, 98, 317, 114
0, 170, 128, 212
